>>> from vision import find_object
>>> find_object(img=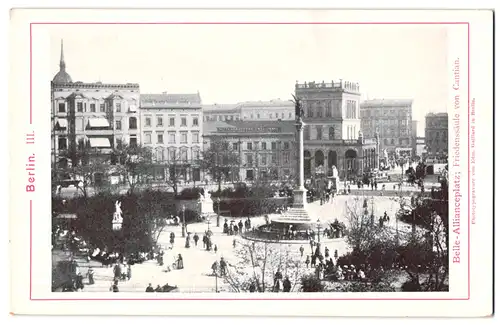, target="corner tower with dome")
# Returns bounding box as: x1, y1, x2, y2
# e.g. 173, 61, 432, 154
51, 40, 141, 168
52, 40, 73, 84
